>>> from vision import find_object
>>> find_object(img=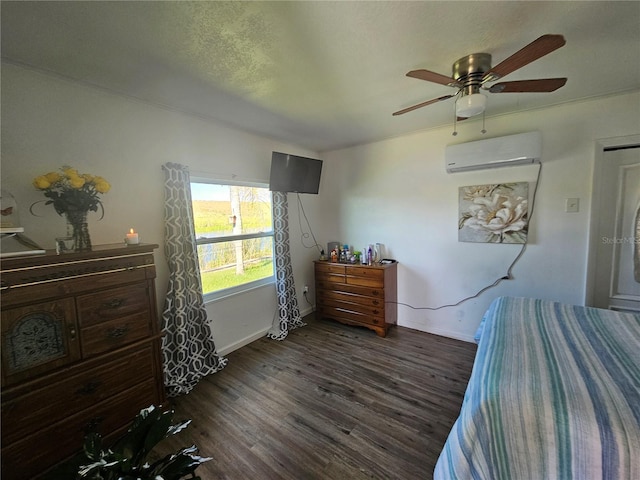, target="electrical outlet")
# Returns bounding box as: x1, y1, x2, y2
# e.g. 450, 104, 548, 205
303, 285, 309, 293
